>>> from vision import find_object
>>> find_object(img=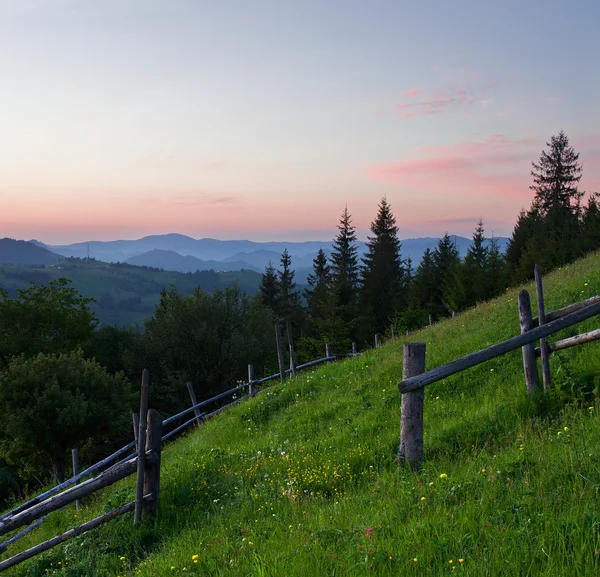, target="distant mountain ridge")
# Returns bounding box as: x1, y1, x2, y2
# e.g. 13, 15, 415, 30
0, 238, 61, 265
24, 234, 509, 281
126, 249, 261, 273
